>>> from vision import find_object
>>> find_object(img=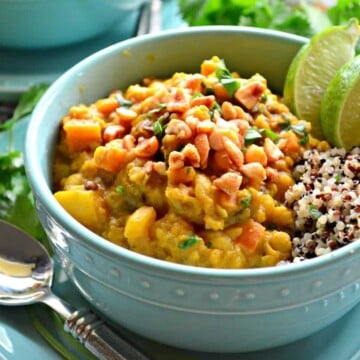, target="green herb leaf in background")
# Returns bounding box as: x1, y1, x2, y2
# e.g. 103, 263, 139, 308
179, 0, 360, 48
0, 151, 48, 249
0, 83, 49, 132
0, 84, 94, 360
